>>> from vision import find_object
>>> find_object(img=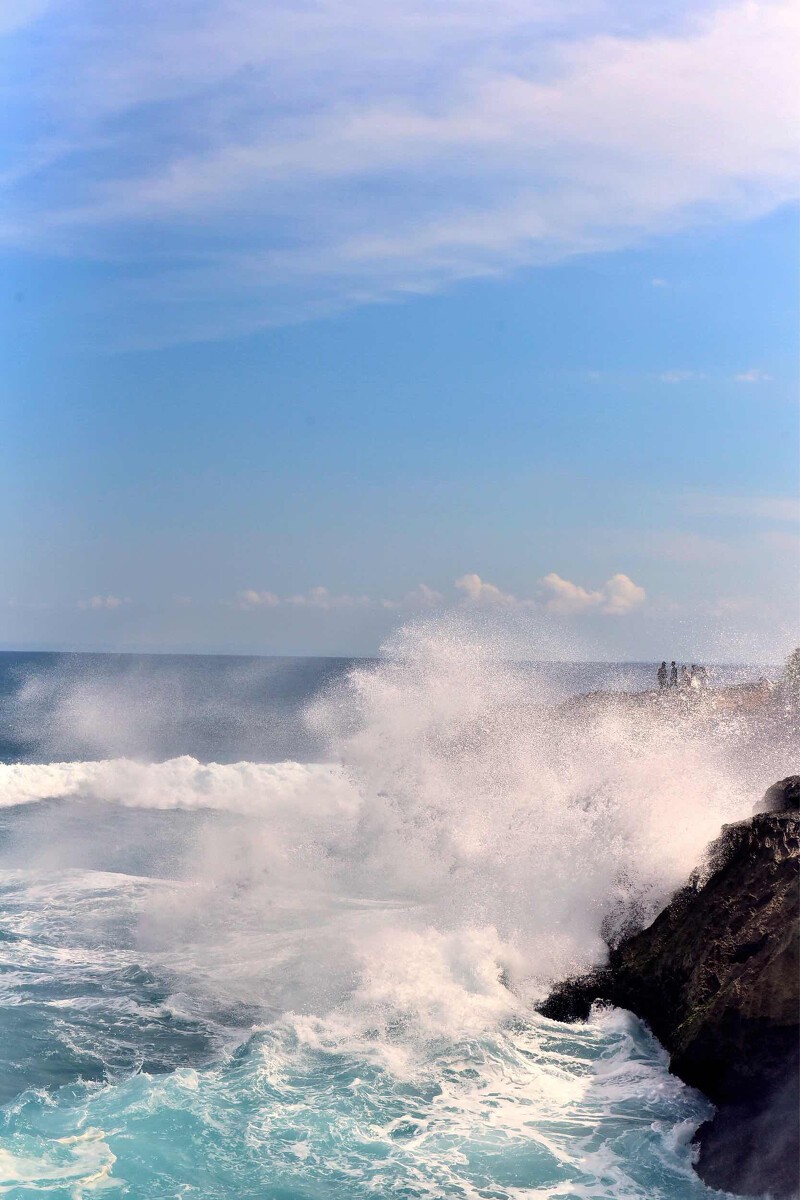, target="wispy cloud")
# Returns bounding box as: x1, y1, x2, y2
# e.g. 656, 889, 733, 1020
734, 367, 773, 383
77, 594, 129, 610
285, 586, 371, 610
659, 369, 704, 384
235, 586, 370, 610
235, 583, 442, 613
650, 531, 741, 565
235, 589, 281, 610
0, 0, 53, 37
3, 0, 798, 344
683, 492, 800, 524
